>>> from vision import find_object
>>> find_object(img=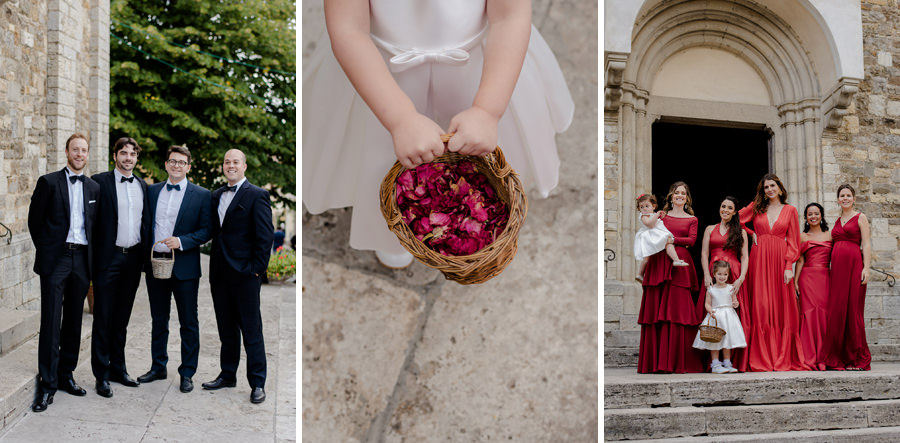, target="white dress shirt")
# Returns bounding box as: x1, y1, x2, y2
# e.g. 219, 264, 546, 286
217, 177, 246, 226
114, 169, 144, 248
64, 167, 87, 245
153, 178, 187, 252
